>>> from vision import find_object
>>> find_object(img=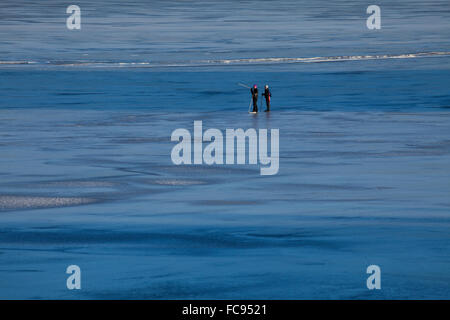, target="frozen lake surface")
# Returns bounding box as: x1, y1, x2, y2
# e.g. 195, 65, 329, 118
0, 0, 449, 299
